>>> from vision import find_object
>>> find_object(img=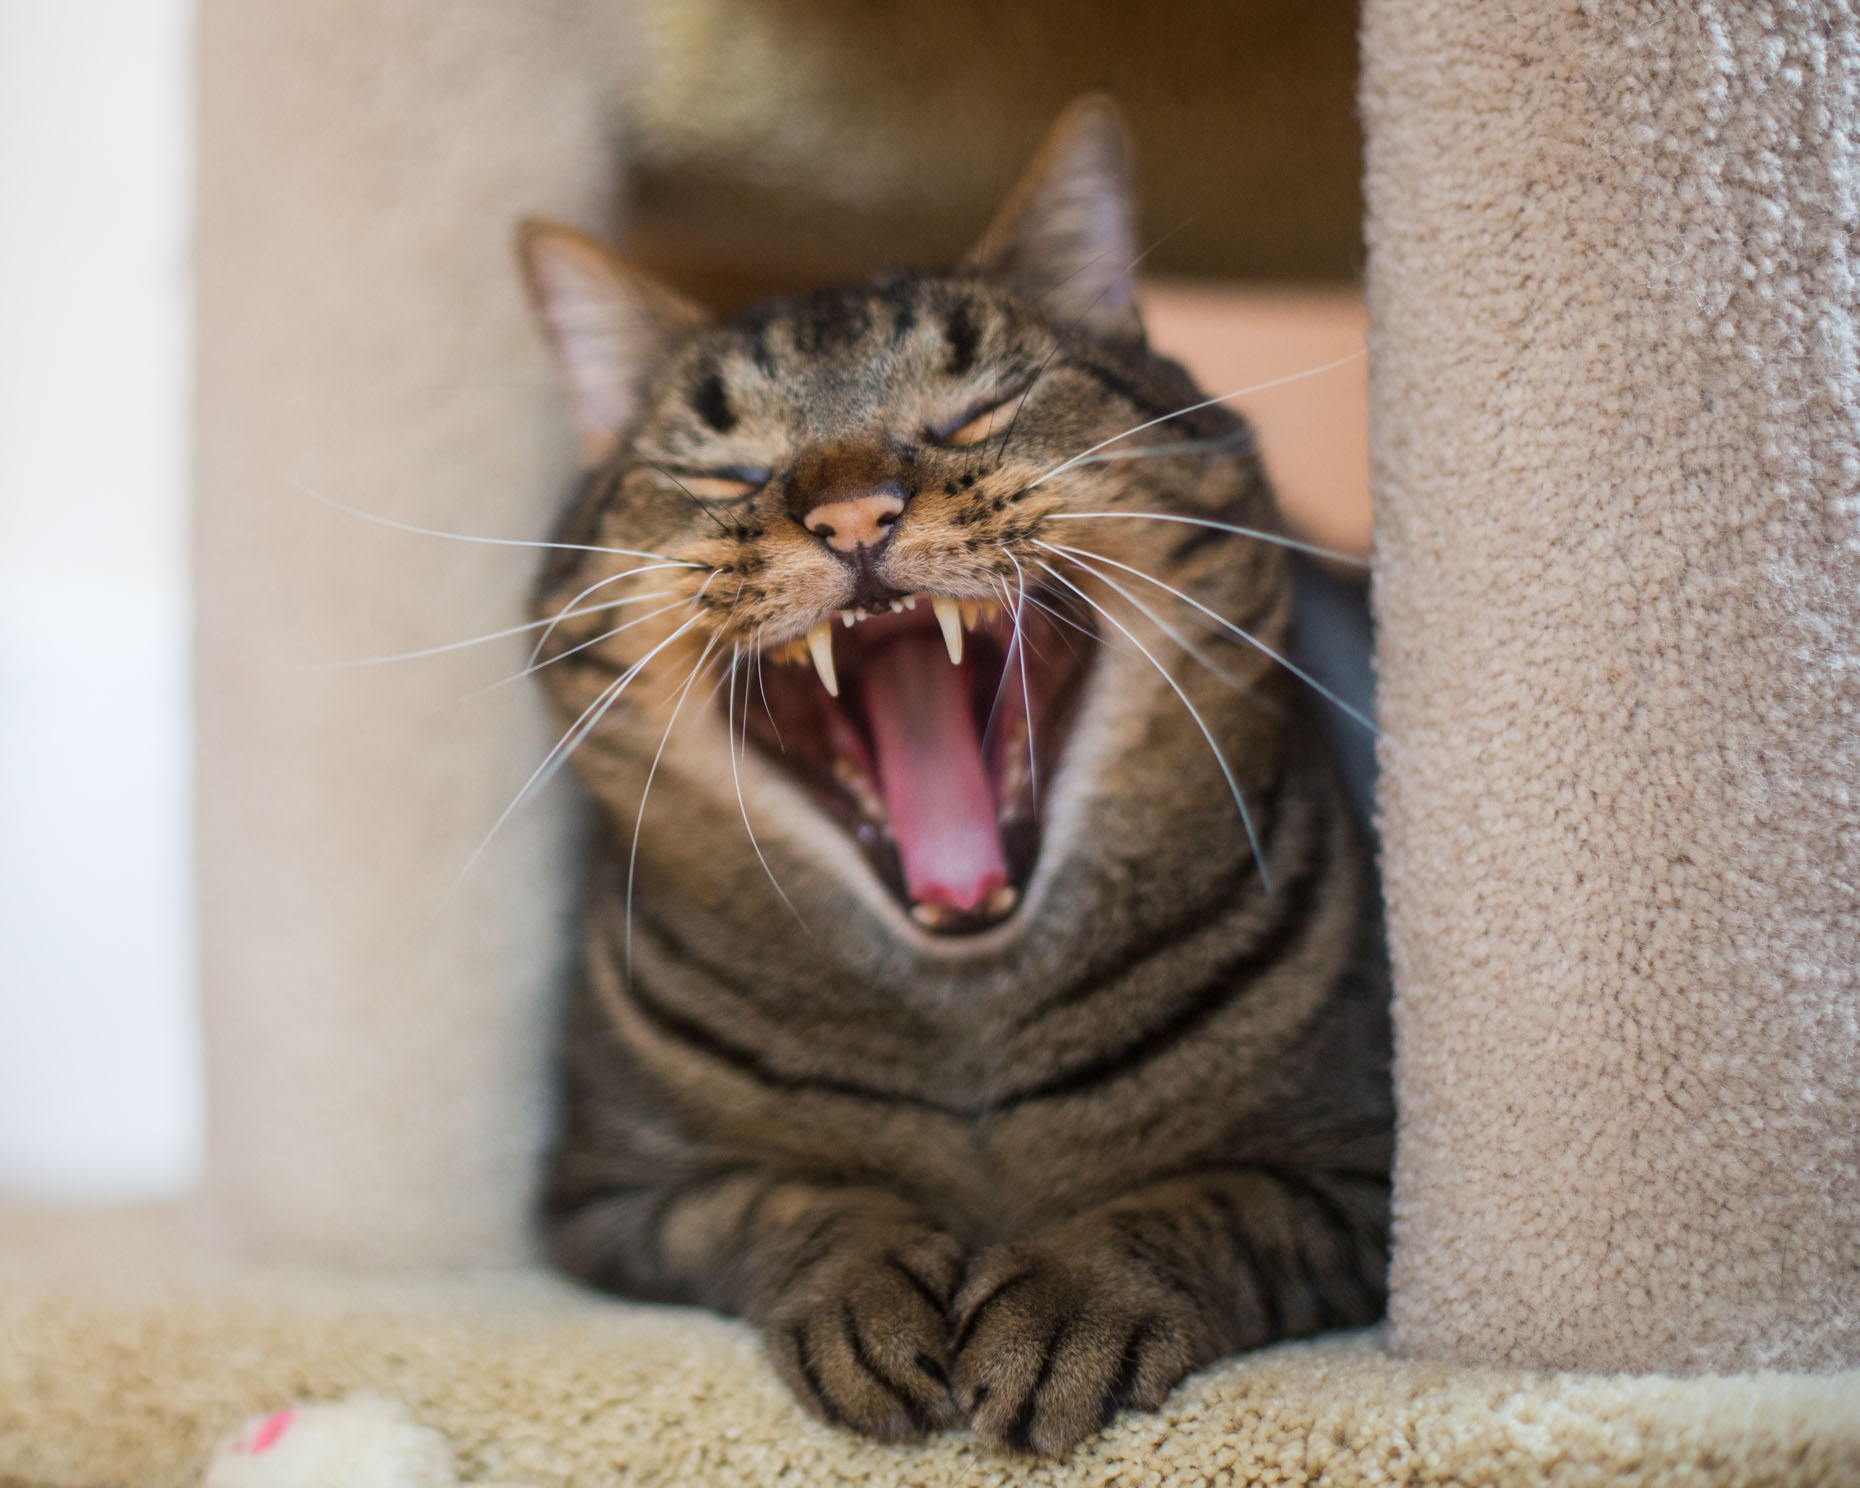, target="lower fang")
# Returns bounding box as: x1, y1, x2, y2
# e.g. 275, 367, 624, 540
984, 883, 1018, 917
910, 902, 951, 929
